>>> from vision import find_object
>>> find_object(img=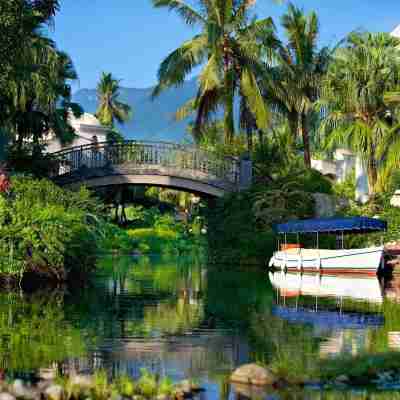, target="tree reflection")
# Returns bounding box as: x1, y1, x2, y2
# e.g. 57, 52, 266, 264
0, 292, 85, 373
